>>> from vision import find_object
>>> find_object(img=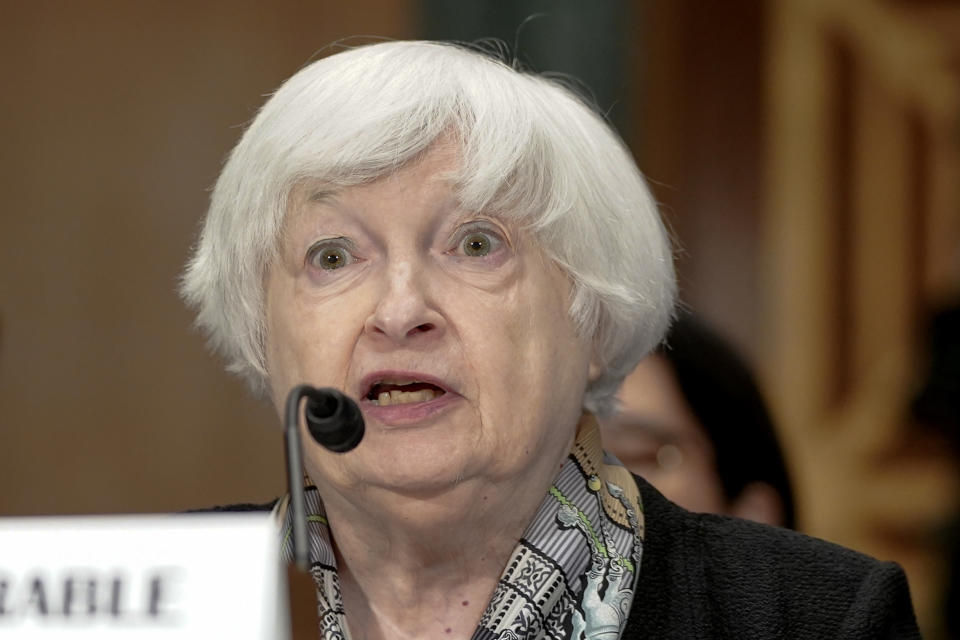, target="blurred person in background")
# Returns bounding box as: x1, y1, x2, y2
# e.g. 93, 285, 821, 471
601, 311, 795, 529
